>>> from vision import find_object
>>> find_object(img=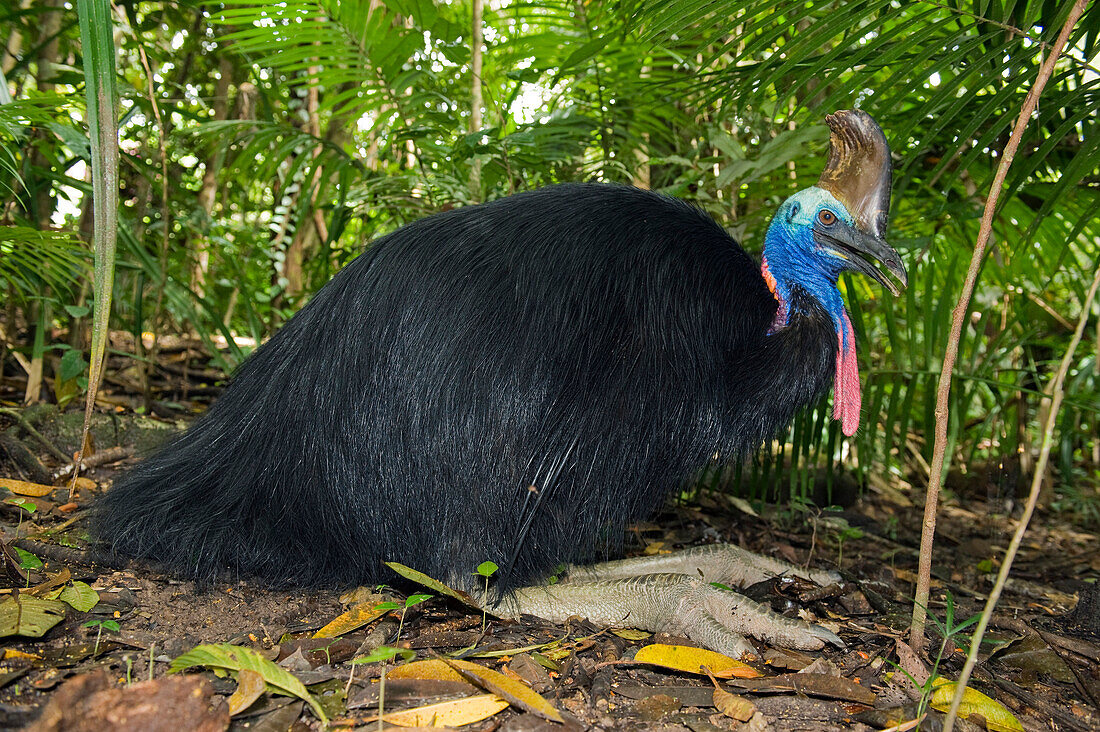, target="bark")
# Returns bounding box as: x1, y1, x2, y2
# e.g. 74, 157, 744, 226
22, 0, 63, 403
192, 57, 237, 296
